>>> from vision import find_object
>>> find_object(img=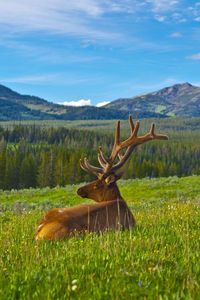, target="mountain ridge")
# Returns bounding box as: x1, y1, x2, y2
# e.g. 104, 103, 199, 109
0, 82, 200, 120
0, 84, 130, 121
105, 82, 200, 117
